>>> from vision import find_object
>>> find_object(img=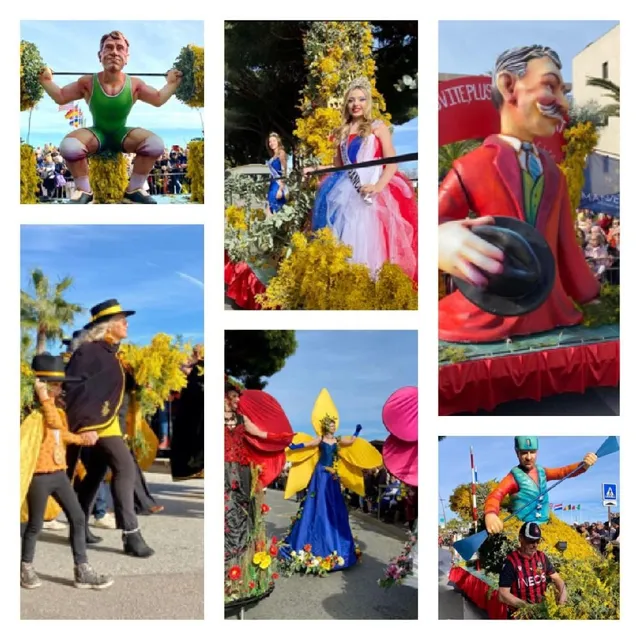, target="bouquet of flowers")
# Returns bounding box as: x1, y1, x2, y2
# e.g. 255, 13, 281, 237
378, 528, 417, 589
281, 544, 346, 577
